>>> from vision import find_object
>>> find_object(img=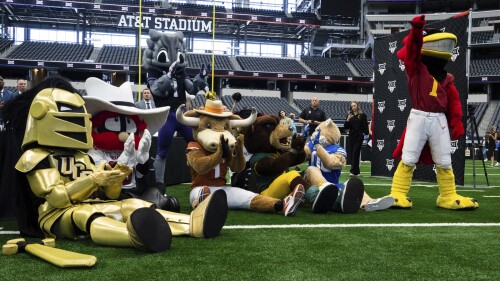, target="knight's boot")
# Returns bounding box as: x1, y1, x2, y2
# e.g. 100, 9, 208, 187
249, 195, 281, 213
389, 161, 414, 208
305, 183, 338, 214
436, 167, 478, 210
140, 187, 180, 213
157, 189, 228, 238
332, 177, 364, 214
86, 208, 172, 253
